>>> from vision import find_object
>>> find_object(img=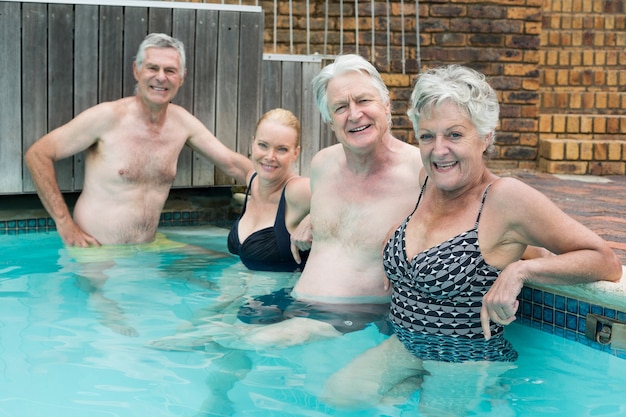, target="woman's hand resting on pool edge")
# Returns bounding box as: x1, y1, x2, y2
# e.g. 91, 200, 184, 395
480, 260, 529, 340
